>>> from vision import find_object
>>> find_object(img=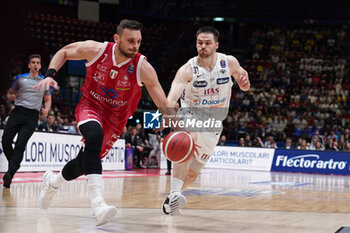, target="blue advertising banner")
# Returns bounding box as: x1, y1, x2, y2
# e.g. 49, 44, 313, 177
271, 149, 350, 175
